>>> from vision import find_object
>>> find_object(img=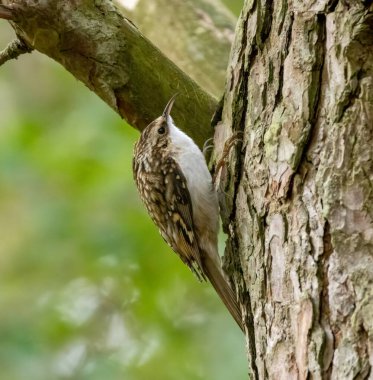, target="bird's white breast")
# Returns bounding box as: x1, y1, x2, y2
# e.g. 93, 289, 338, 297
168, 118, 219, 235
